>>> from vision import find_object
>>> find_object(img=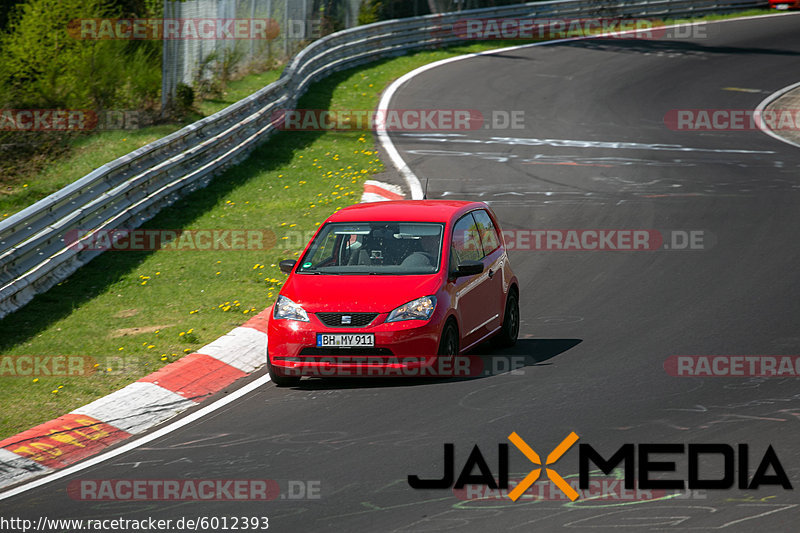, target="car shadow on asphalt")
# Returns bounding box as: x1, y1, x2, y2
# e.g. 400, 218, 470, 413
290, 338, 582, 390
